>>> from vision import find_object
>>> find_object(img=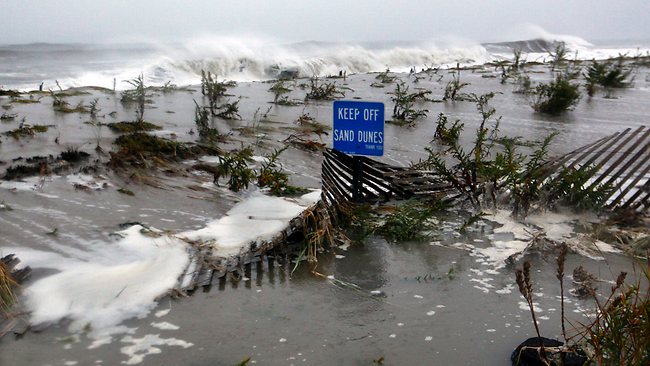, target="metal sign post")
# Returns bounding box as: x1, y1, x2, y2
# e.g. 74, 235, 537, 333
332, 100, 385, 202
